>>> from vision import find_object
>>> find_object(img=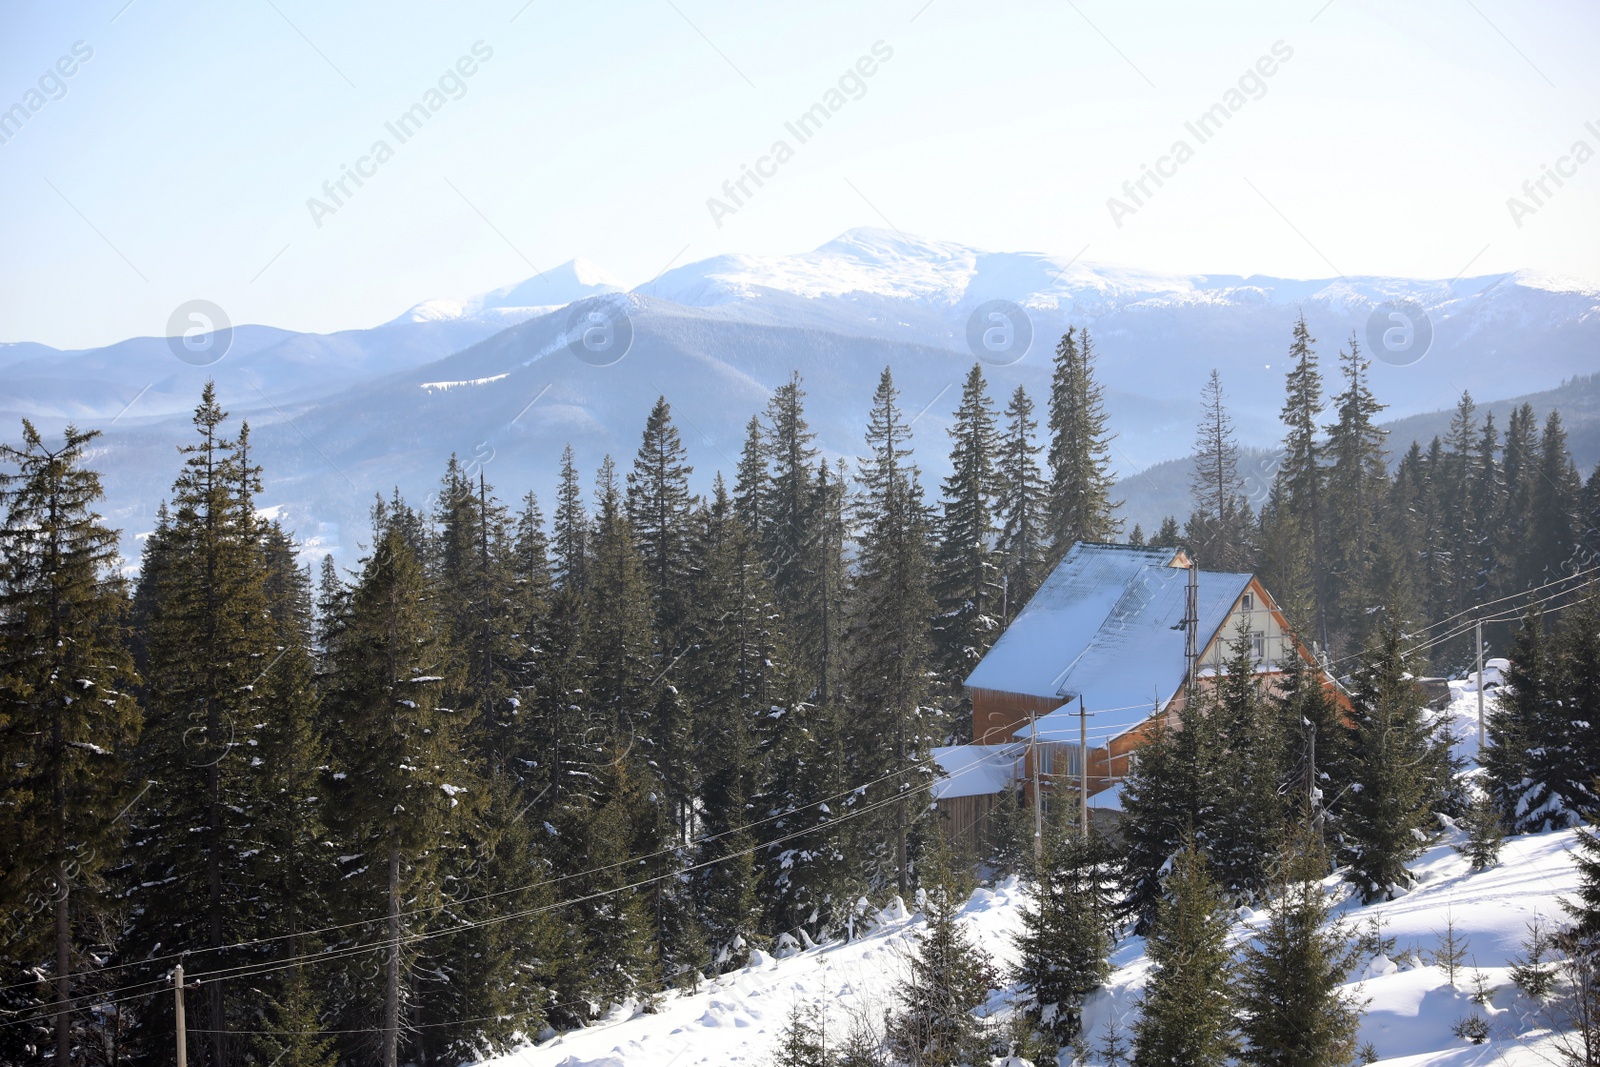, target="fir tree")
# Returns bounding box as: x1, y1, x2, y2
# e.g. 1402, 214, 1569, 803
129, 385, 276, 1065
1269, 649, 1345, 827
1187, 369, 1252, 571
552, 444, 589, 594
891, 863, 996, 1066
1339, 619, 1433, 903
1565, 811, 1600, 945
1012, 829, 1114, 1045
324, 521, 475, 1067
244, 523, 341, 1061
687, 478, 781, 967
1131, 841, 1237, 1067
845, 368, 937, 897
1526, 411, 1581, 585
931, 363, 1003, 693
1548, 592, 1600, 820
1208, 622, 1286, 901
1262, 315, 1328, 649
1236, 831, 1361, 1067
627, 396, 697, 646
0, 421, 141, 1066
432, 458, 520, 770
760, 373, 822, 630
1045, 328, 1120, 561
1495, 403, 1538, 598
995, 385, 1048, 624
1323, 334, 1389, 651
1120, 689, 1225, 930
1482, 608, 1545, 832
1458, 791, 1504, 871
